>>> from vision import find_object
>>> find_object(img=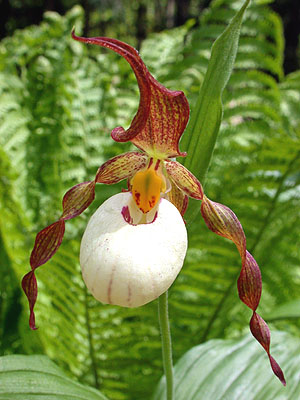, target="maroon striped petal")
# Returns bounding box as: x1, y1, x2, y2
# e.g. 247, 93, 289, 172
200, 196, 246, 260
30, 220, 65, 268
72, 31, 189, 158
21, 271, 38, 330
62, 181, 96, 220
95, 151, 148, 184
238, 250, 262, 311
167, 179, 189, 216
165, 160, 203, 200
23, 180, 96, 329
250, 312, 286, 385
201, 195, 285, 385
